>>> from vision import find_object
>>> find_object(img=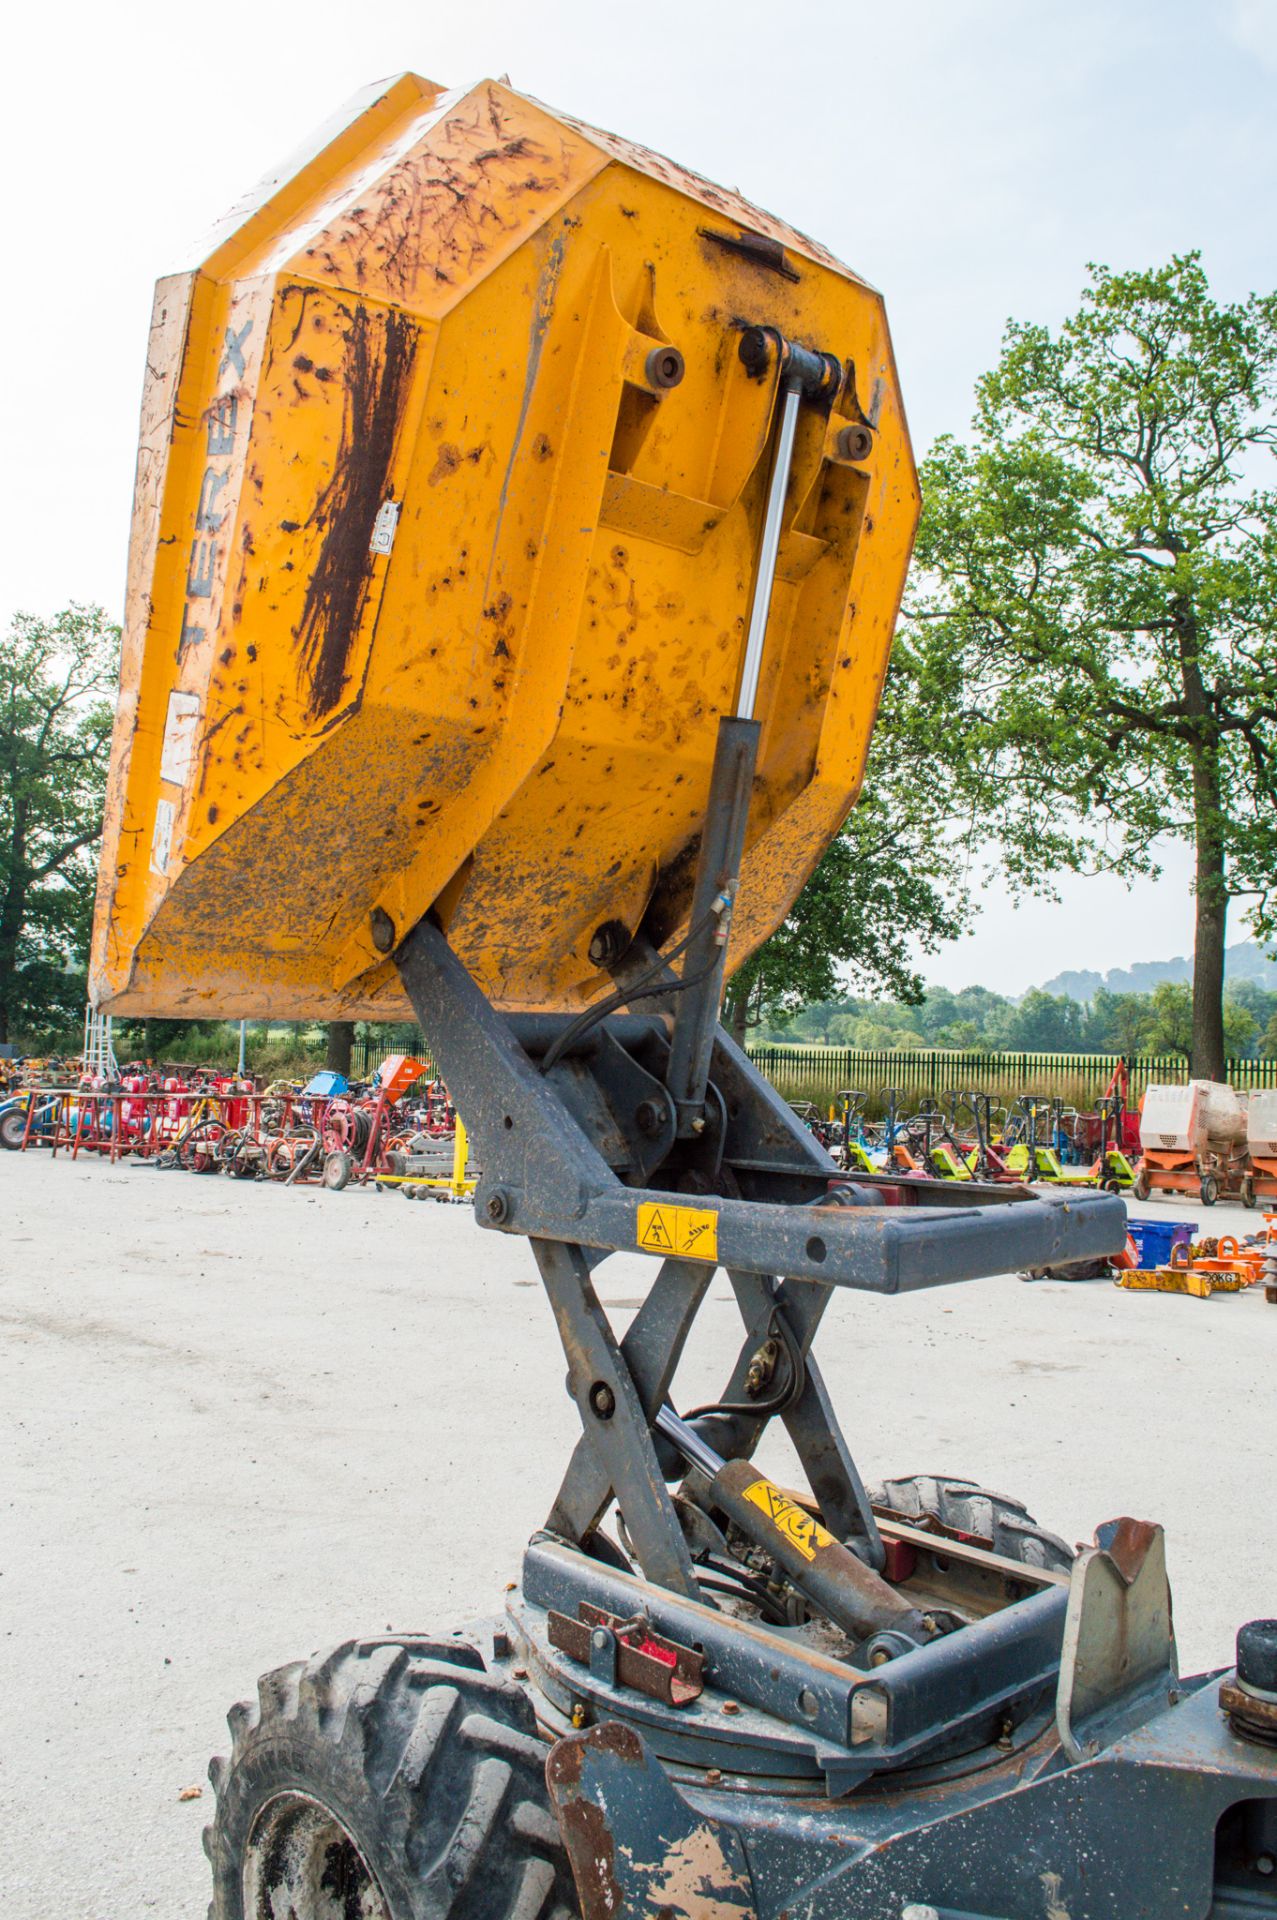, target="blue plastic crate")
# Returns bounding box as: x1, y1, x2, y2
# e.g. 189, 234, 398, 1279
1125, 1217, 1194, 1270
